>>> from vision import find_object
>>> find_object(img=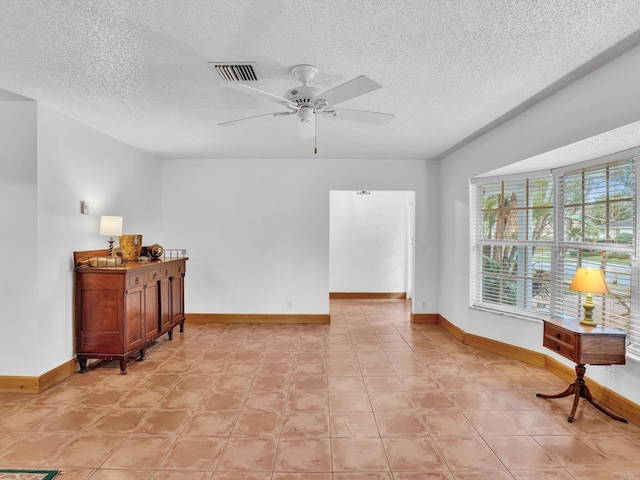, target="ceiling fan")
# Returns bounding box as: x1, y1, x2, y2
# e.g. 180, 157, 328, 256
219, 65, 395, 153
